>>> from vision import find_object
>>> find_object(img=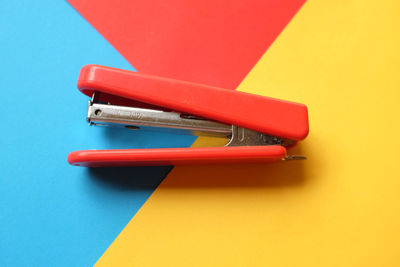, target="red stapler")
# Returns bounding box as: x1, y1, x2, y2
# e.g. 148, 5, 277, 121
68, 65, 309, 167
